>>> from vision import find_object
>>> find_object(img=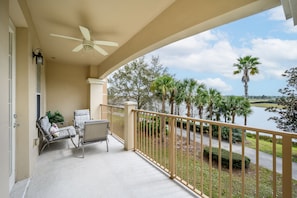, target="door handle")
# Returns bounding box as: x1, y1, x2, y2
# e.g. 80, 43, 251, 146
13, 123, 20, 128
